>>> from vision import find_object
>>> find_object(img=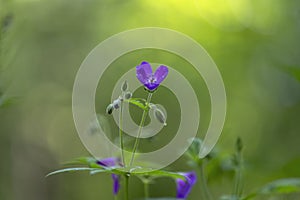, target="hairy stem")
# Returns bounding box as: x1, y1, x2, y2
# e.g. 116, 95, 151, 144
130, 92, 152, 166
